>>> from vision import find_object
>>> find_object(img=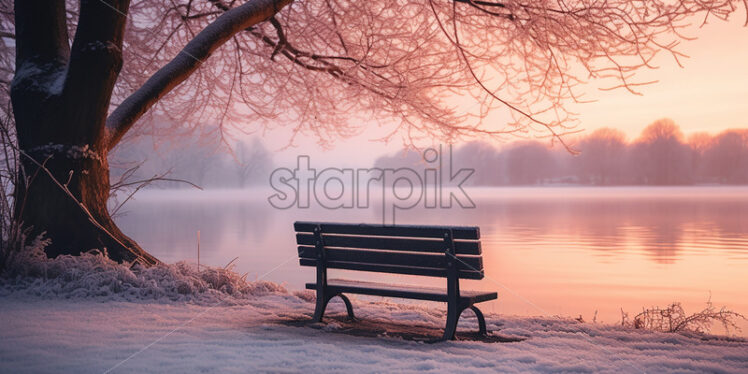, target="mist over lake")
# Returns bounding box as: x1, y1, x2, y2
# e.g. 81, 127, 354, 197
116, 186, 748, 335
